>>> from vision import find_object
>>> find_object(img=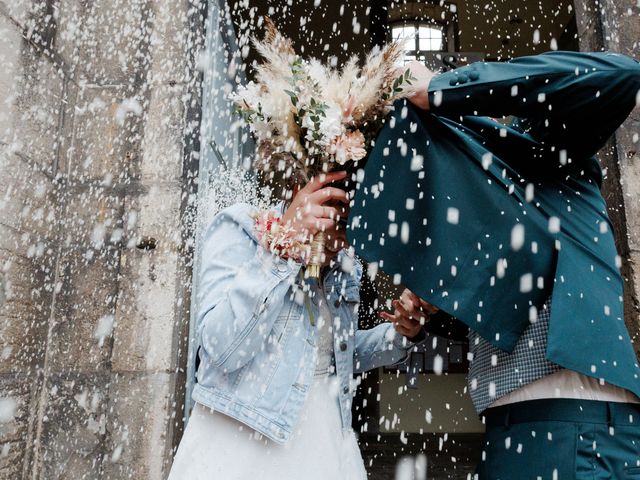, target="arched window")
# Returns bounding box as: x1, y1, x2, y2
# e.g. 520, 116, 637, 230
391, 21, 445, 63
